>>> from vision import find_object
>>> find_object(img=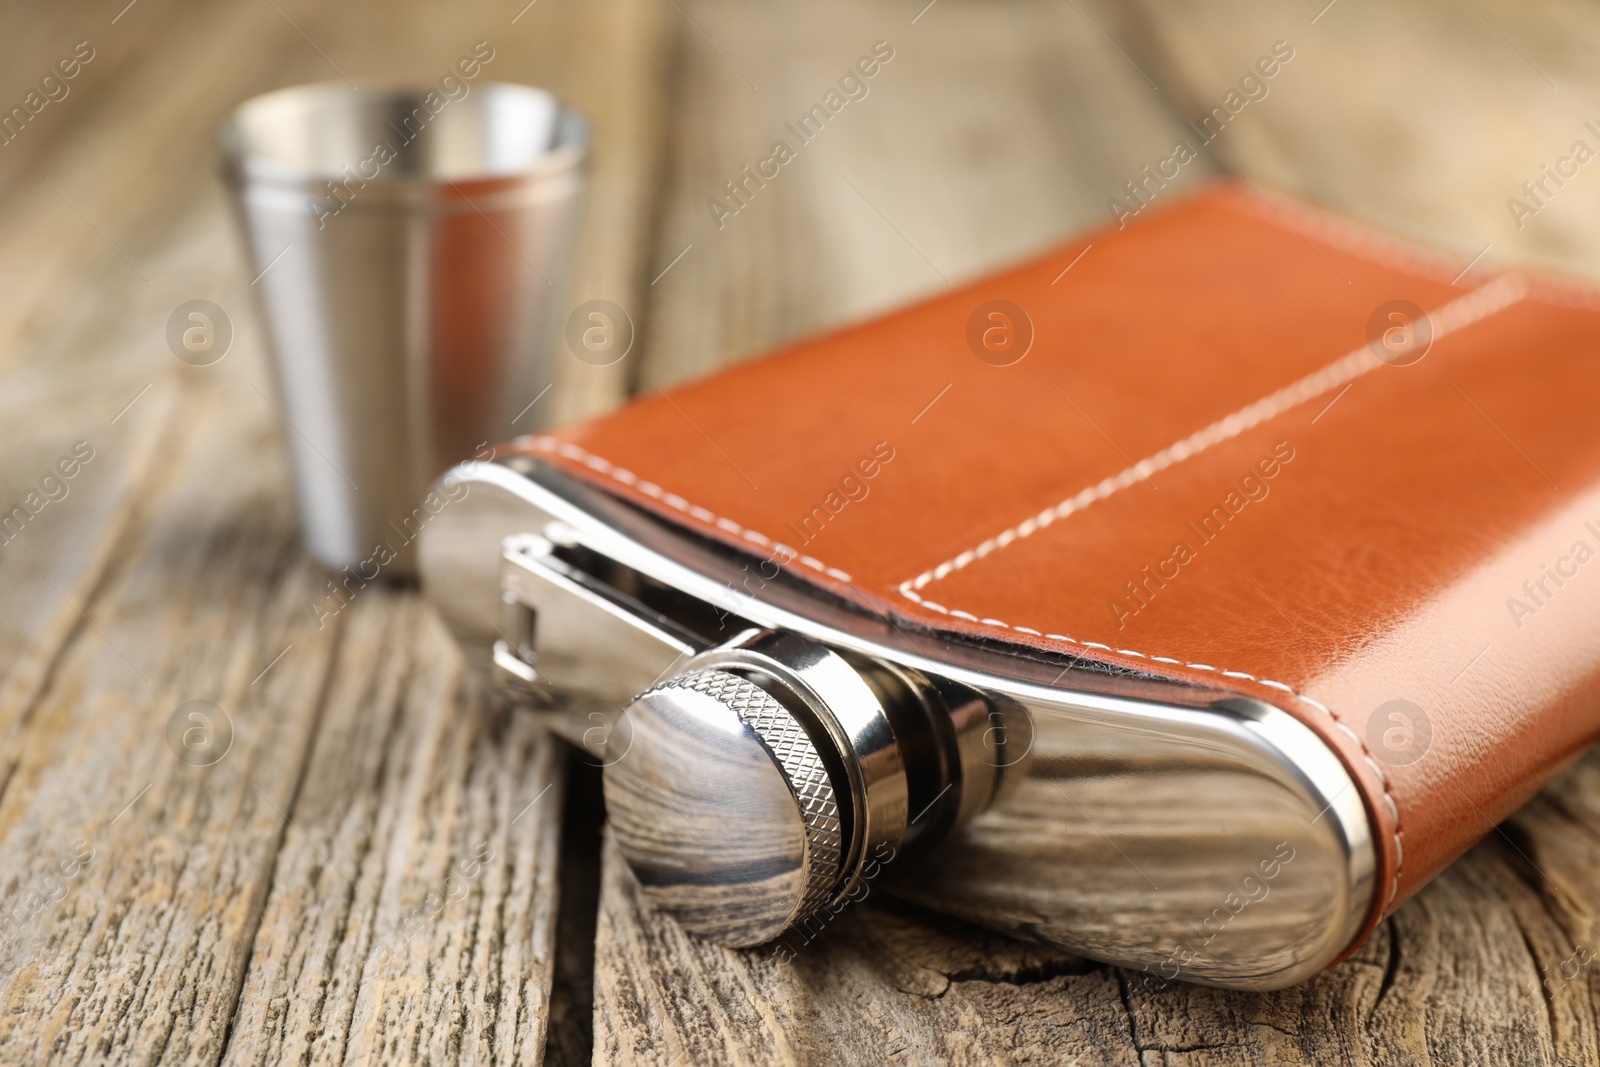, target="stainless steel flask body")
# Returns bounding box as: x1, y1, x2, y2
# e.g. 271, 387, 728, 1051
419, 454, 1375, 990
